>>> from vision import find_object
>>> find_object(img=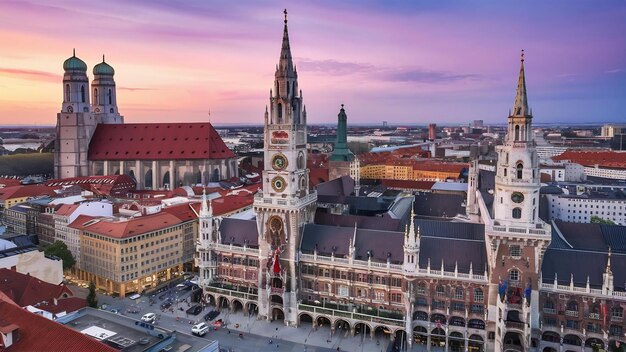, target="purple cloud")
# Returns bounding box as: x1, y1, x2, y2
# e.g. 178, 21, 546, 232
0, 68, 60, 83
